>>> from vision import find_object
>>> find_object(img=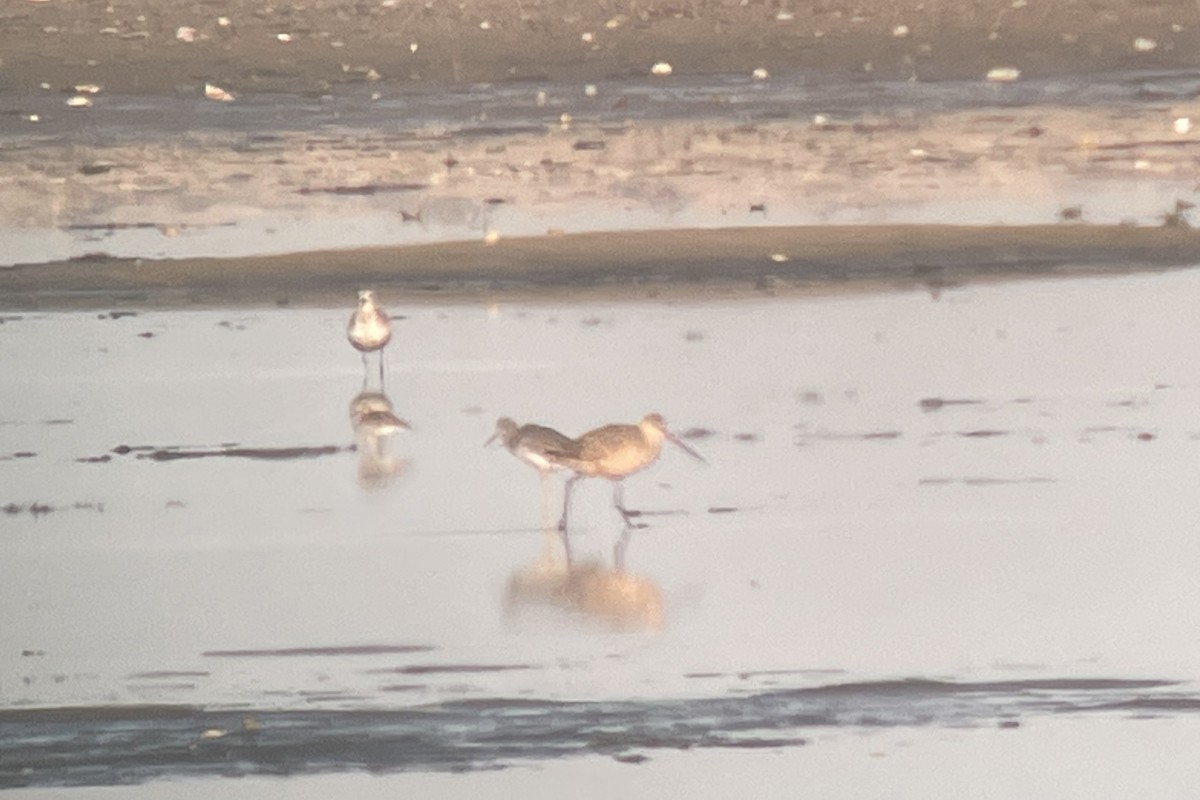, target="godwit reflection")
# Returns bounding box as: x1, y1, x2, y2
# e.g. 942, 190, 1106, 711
550, 413, 704, 568
349, 390, 409, 492
505, 559, 664, 632
347, 289, 392, 387
486, 417, 581, 563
